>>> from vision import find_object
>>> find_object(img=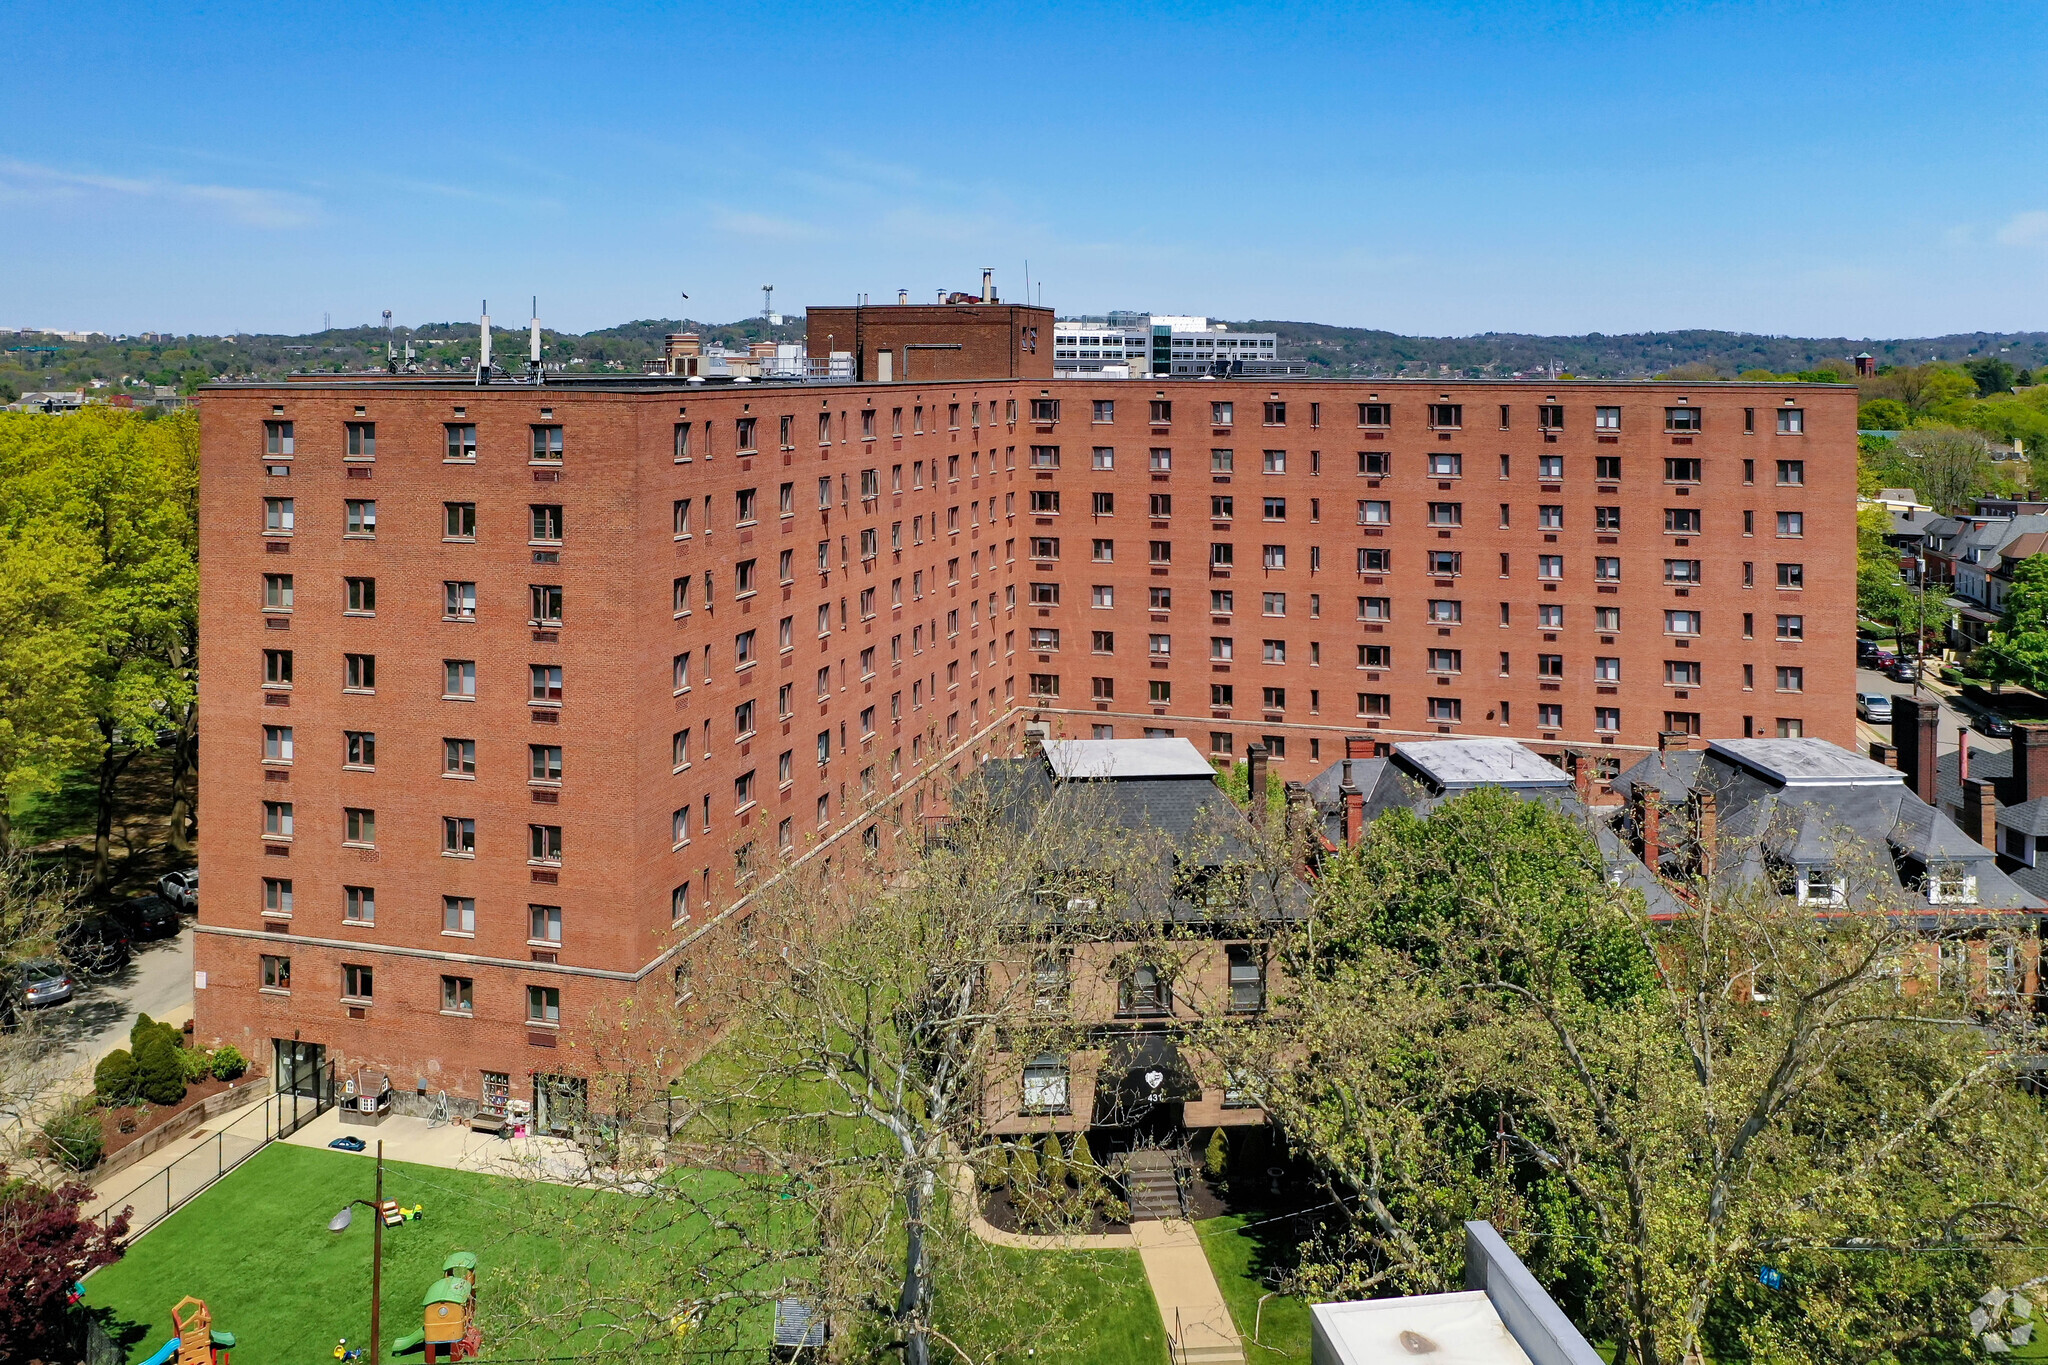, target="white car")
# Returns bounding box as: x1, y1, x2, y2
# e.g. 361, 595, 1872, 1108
158, 869, 198, 912
1857, 693, 1893, 724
